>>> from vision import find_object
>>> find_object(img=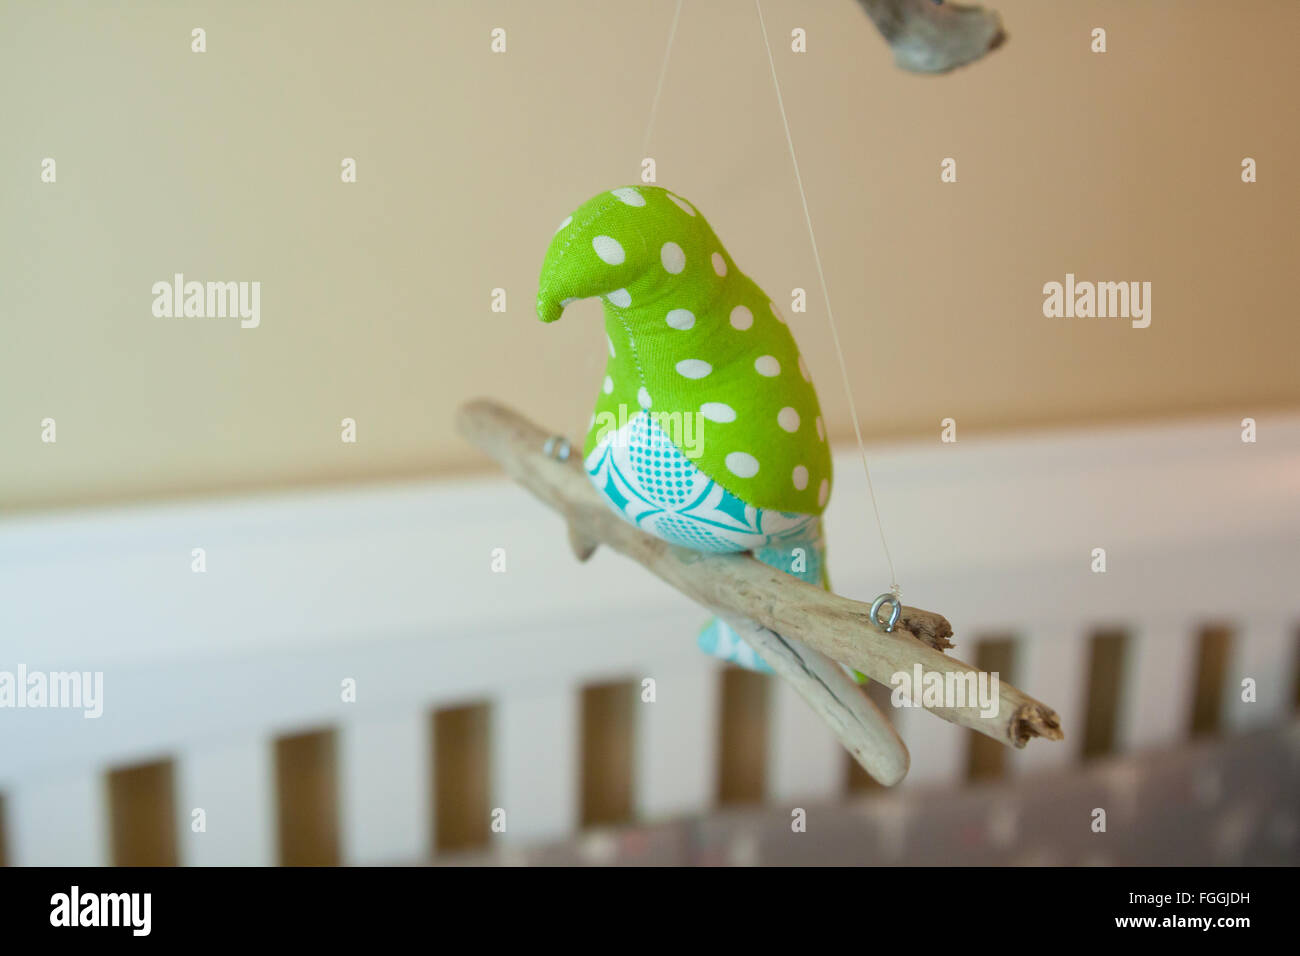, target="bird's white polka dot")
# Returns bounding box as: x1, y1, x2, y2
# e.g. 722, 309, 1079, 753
700, 402, 736, 423
726, 451, 760, 478
661, 241, 686, 274
555, 215, 572, 234
607, 335, 615, 357
730, 305, 753, 330
603, 376, 613, 394
667, 193, 697, 216
637, 387, 652, 409
778, 407, 800, 432
792, 465, 809, 490
711, 252, 727, 276
816, 416, 825, 441
675, 358, 712, 379
666, 308, 695, 330
610, 187, 645, 206
606, 288, 631, 308
593, 235, 625, 265
818, 479, 829, 507
755, 355, 780, 377
799, 356, 810, 381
